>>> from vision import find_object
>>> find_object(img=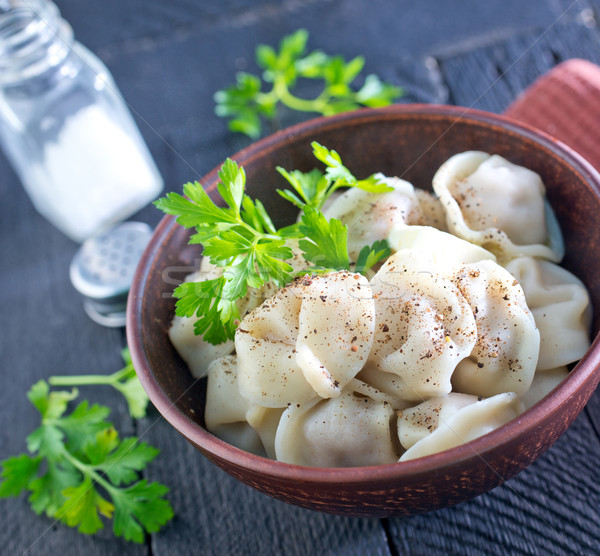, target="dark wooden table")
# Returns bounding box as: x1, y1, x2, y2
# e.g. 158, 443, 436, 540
2, 1, 600, 554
